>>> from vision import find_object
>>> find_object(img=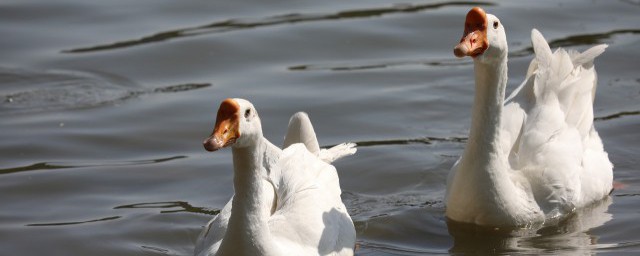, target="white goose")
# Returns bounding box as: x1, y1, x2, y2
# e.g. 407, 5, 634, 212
445, 7, 613, 227
196, 98, 356, 256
